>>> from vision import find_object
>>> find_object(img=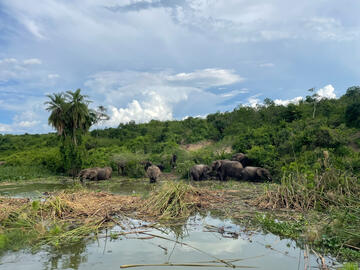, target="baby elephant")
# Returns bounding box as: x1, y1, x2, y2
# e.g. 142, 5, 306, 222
190, 164, 211, 181
147, 165, 161, 183
240, 166, 272, 182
